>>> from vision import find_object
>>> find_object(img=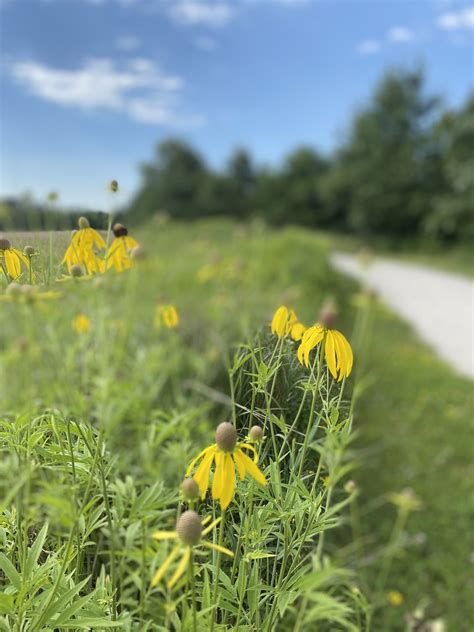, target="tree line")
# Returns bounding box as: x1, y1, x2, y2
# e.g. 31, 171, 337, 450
2, 68, 472, 243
